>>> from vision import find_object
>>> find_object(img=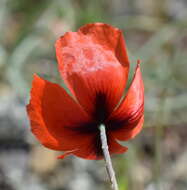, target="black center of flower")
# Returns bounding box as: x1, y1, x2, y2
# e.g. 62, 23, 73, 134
93, 92, 110, 123
64, 92, 112, 159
